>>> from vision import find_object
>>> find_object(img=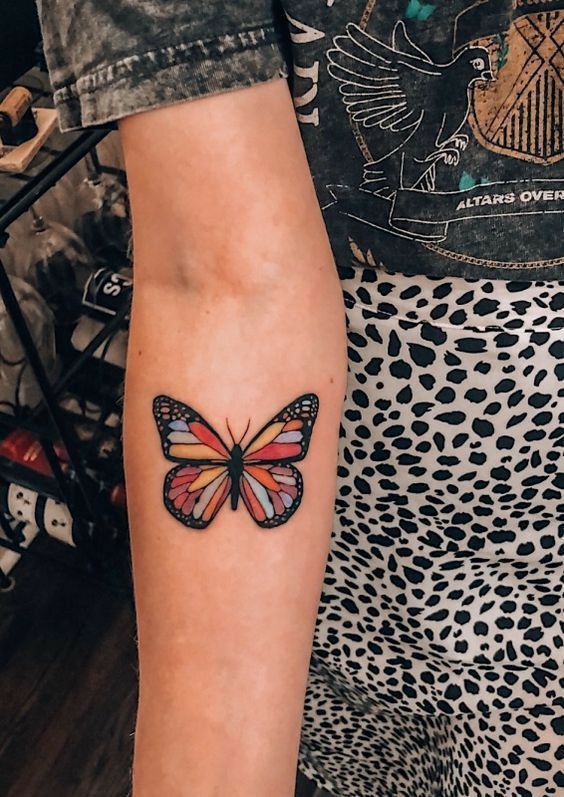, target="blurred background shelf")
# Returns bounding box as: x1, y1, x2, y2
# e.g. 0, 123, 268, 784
0, 66, 131, 590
